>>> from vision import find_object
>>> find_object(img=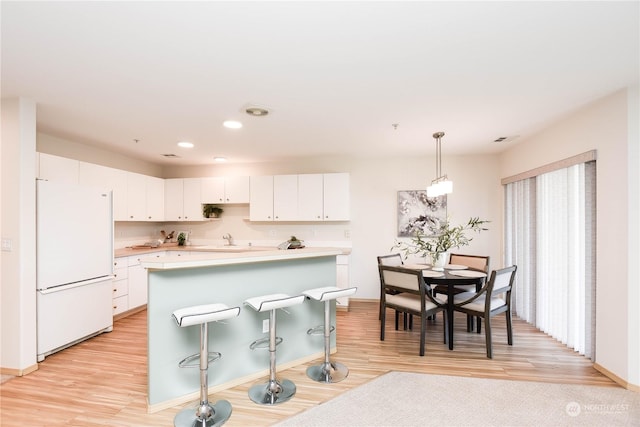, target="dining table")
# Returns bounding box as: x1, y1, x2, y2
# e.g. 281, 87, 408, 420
405, 263, 487, 350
